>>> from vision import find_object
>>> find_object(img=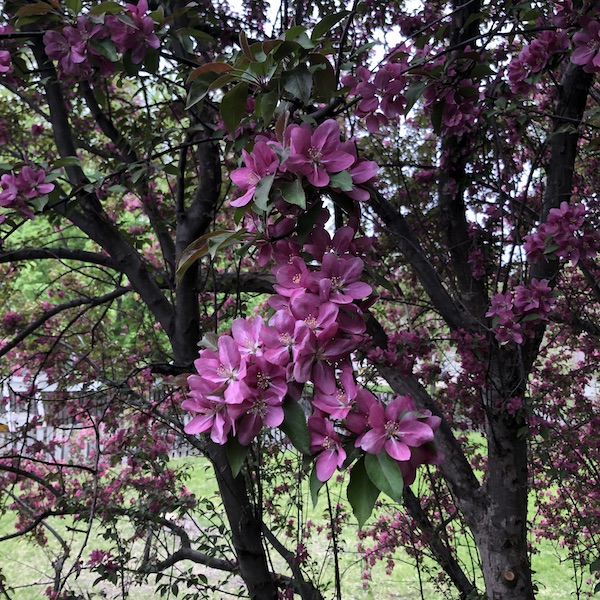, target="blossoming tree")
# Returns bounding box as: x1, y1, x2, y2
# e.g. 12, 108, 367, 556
1, 0, 600, 599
